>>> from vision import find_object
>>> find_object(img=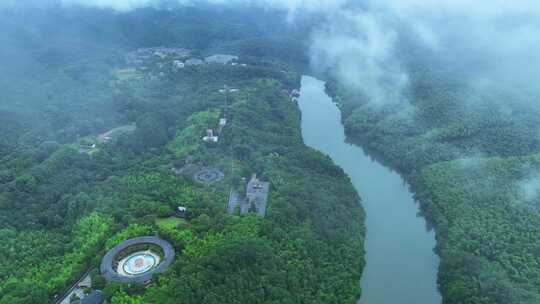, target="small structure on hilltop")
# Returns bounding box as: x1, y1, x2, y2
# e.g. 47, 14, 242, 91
228, 174, 270, 217
203, 129, 219, 143
246, 174, 270, 216
176, 206, 187, 218
204, 54, 238, 64
218, 84, 240, 94
219, 87, 239, 94
218, 118, 227, 134
173, 60, 185, 70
